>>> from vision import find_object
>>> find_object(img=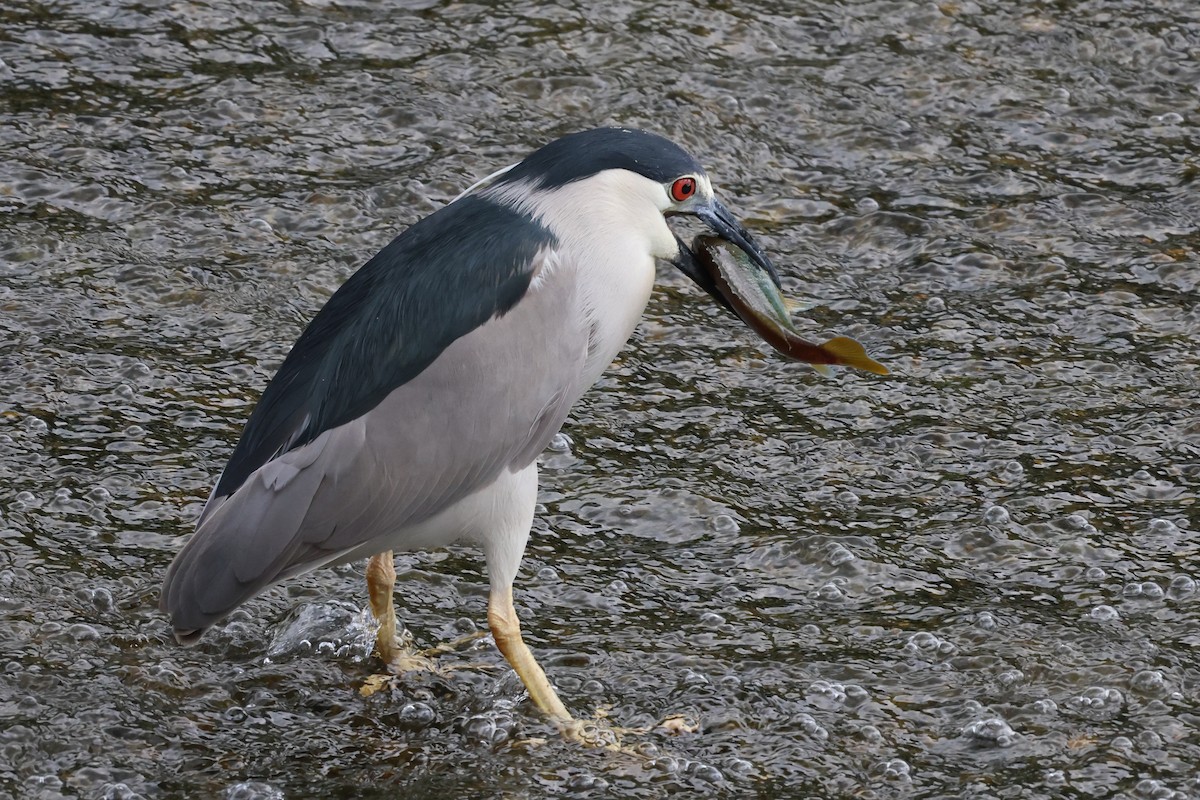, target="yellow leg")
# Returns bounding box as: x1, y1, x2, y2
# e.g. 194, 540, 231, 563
366, 551, 402, 665
487, 584, 573, 721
